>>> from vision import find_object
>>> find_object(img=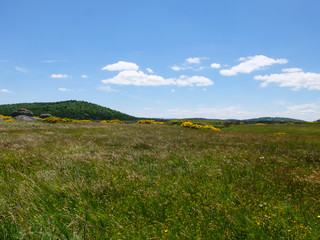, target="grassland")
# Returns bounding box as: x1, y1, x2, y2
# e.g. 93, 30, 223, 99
0, 121, 320, 239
